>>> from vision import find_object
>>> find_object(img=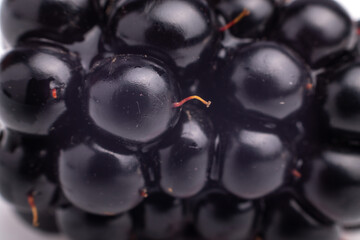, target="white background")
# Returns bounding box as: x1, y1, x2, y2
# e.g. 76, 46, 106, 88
0, 0, 360, 240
